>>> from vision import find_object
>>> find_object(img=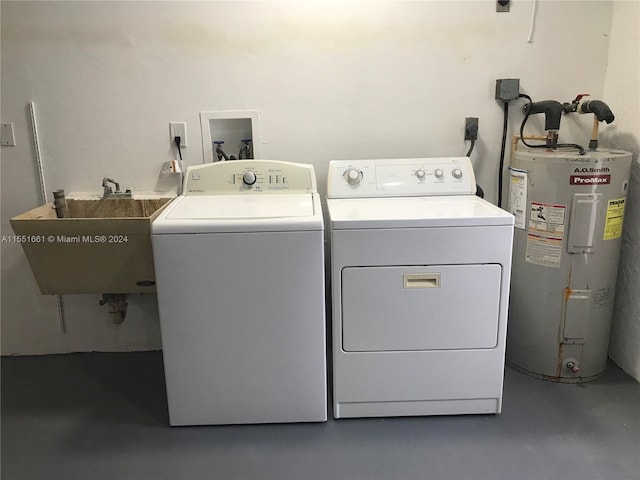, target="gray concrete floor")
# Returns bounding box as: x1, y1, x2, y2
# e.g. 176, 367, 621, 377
1, 352, 639, 480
